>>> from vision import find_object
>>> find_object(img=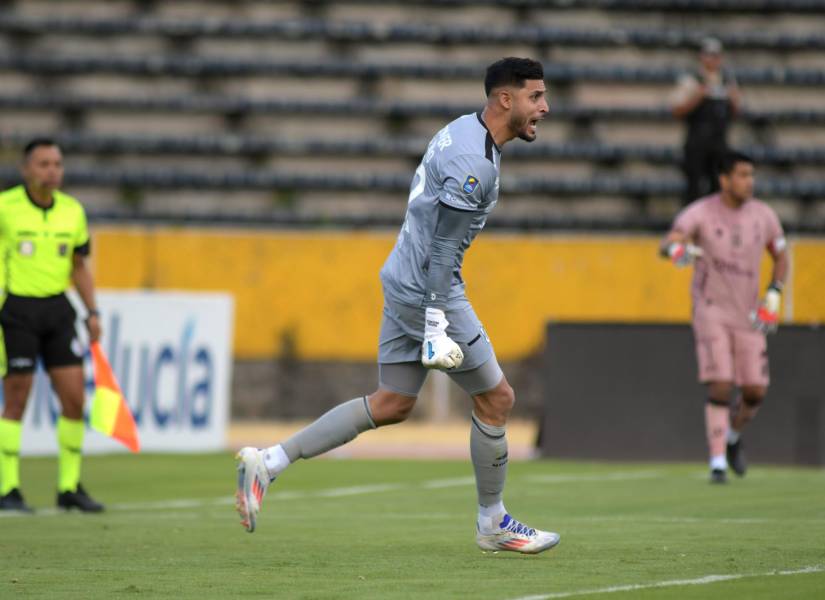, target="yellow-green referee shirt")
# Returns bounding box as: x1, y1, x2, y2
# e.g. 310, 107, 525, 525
0, 185, 90, 298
